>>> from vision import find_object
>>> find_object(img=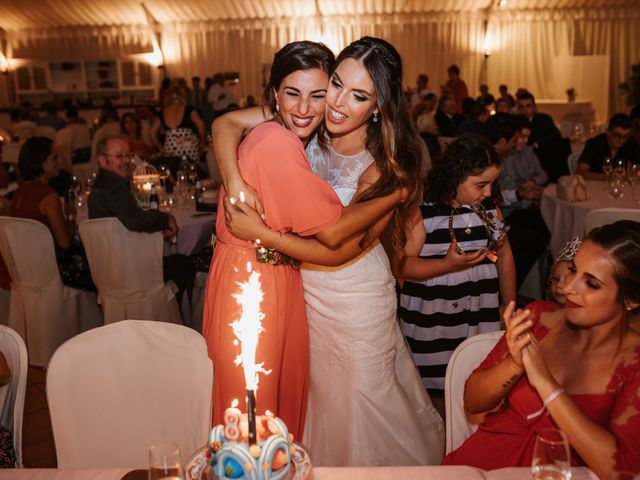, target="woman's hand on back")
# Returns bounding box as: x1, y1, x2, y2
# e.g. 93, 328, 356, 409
226, 178, 264, 219
223, 194, 273, 245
